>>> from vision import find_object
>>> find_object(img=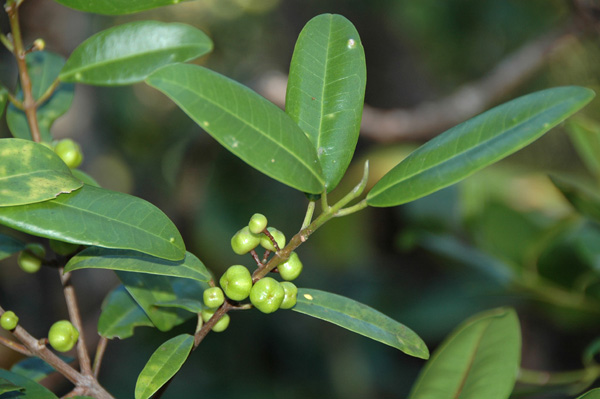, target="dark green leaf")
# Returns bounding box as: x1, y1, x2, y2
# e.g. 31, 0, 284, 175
52, 0, 193, 15
135, 334, 194, 399
578, 388, 600, 399
70, 169, 100, 187
0, 369, 58, 398
154, 298, 204, 313
567, 116, 600, 179
0, 87, 8, 118
0, 139, 83, 206
0, 233, 25, 261
7, 51, 74, 142
65, 248, 210, 282
0, 377, 23, 394
552, 175, 600, 224
409, 307, 521, 399
60, 21, 212, 86
146, 64, 325, 194
292, 288, 429, 359
10, 355, 73, 382
286, 14, 366, 191
0, 184, 185, 261
98, 285, 153, 339
367, 87, 595, 207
